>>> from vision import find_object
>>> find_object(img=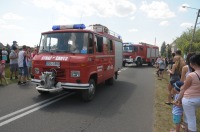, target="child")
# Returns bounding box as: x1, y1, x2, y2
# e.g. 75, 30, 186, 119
170, 81, 184, 132
0, 60, 8, 85
158, 57, 166, 80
